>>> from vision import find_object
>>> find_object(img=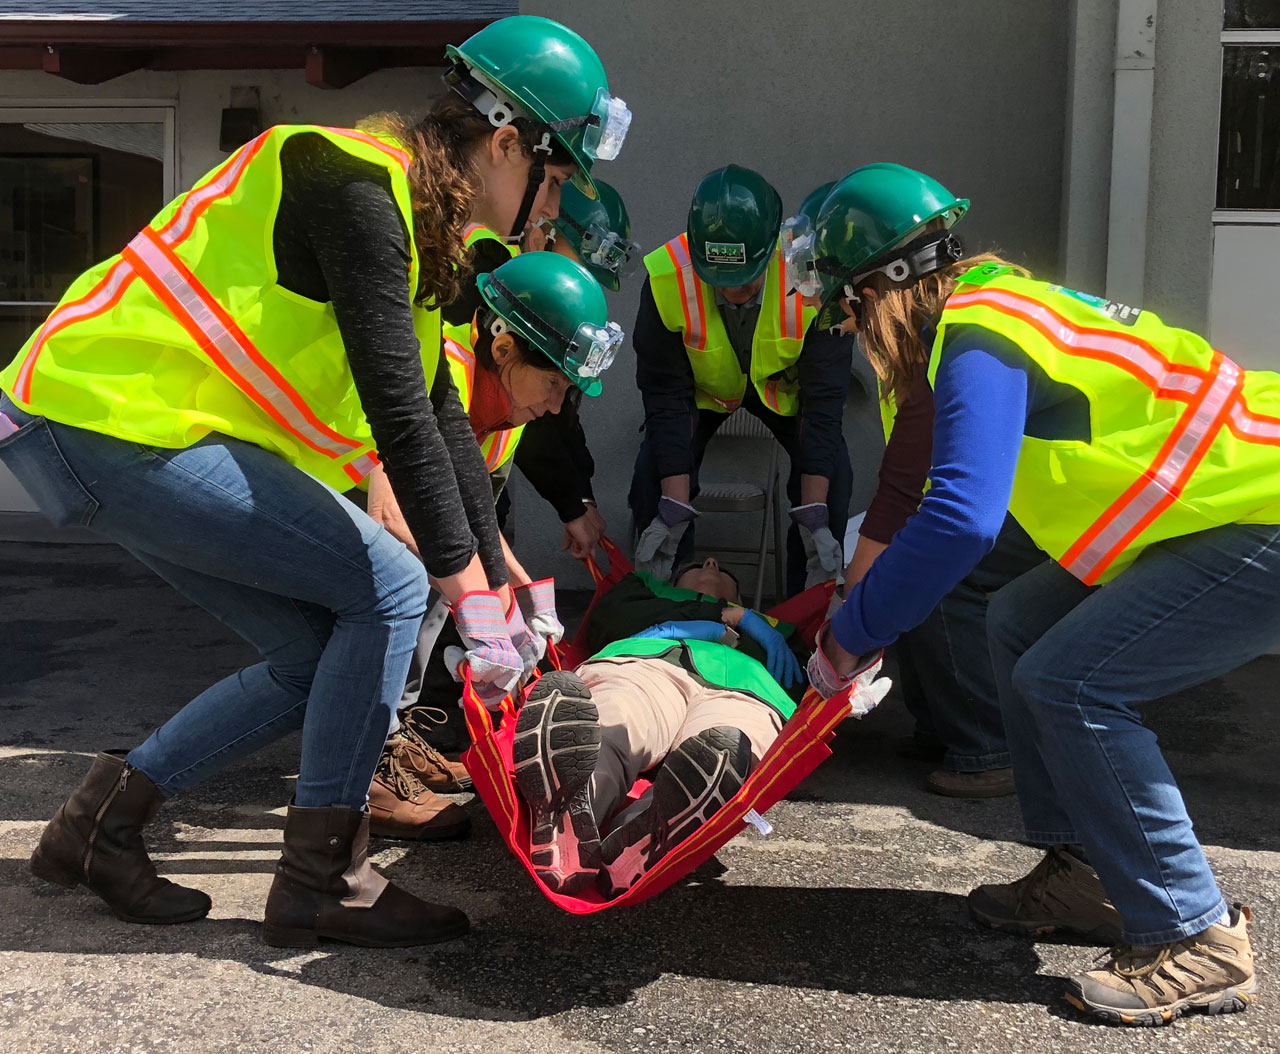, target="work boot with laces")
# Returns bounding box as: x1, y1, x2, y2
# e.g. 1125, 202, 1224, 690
1065, 905, 1257, 1026
398, 705, 472, 792
968, 845, 1123, 943
368, 735, 471, 841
